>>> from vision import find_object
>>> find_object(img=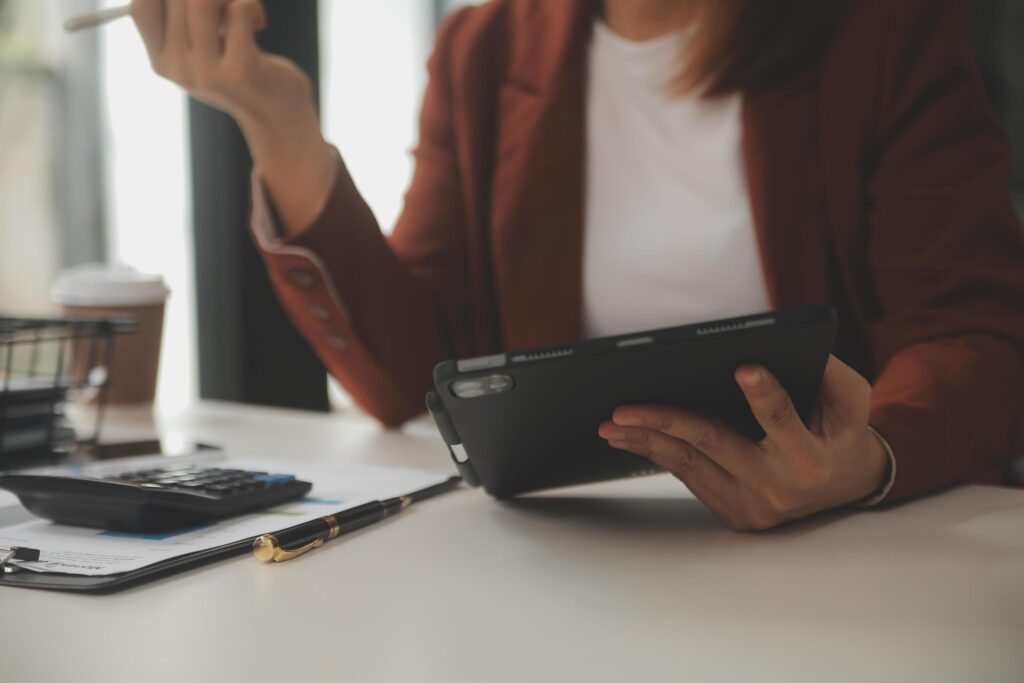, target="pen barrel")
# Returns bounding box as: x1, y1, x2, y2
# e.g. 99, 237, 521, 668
271, 500, 396, 550
337, 507, 391, 536
254, 481, 458, 562
270, 516, 336, 551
